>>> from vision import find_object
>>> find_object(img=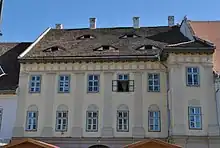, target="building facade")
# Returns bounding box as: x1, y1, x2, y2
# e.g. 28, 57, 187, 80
12, 17, 219, 148
0, 43, 31, 144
